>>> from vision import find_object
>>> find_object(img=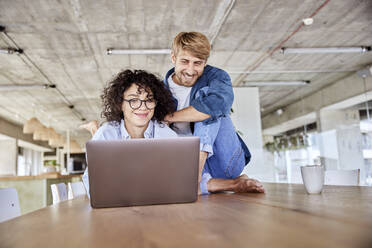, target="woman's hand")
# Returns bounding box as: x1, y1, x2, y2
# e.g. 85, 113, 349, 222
80, 120, 99, 136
